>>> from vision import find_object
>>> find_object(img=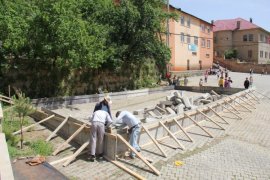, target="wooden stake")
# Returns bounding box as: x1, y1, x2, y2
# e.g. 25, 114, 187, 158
245, 92, 260, 103
254, 90, 270, 100
250, 91, 260, 100
104, 156, 146, 180
229, 97, 252, 112
218, 103, 242, 120
159, 121, 185, 150
13, 115, 55, 135
117, 134, 160, 176
172, 118, 194, 142
63, 141, 89, 167
46, 116, 69, 142
208, 106, 229, 124
141, 125, 167, 157
53, 123, 87, 156
49, 150, 88, 166
184, 113, 214, 138
197, 110, 225, 130
224, 100, 241, 114
237, 96, 256, 109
